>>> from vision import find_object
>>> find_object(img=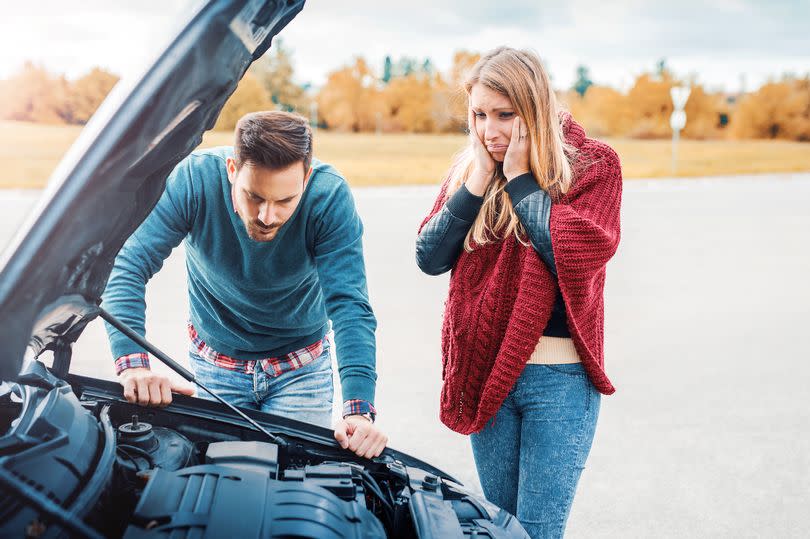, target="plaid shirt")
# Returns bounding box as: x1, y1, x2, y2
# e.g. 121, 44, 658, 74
186, 323, 323, 376
114, 323, 376, 420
